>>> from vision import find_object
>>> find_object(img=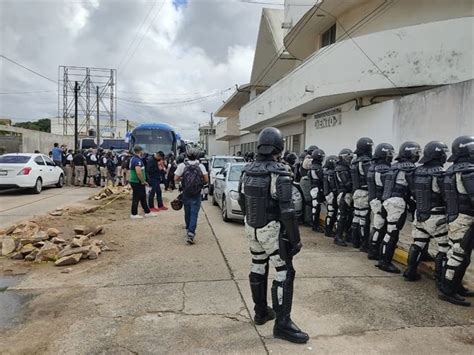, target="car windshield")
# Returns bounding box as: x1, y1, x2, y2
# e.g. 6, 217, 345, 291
228, 165, 244, 181
213, 157, 242, 169
0, 155, 31, 164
